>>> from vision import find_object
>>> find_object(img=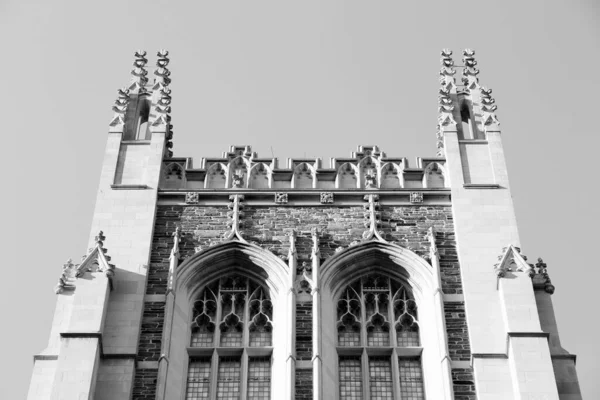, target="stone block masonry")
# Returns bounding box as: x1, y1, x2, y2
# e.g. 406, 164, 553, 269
444, 302, 471, 361
137, 302, 165, 362
132, 368, 158, 400
452, 368, 477, 400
